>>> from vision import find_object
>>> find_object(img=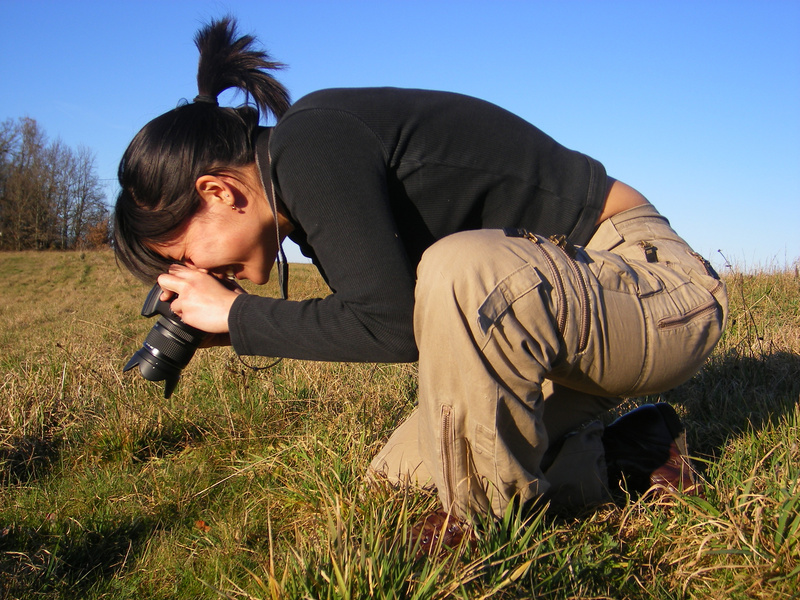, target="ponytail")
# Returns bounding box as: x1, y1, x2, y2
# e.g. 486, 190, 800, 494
194, 16, 290, 118
113, 16, 290, 282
